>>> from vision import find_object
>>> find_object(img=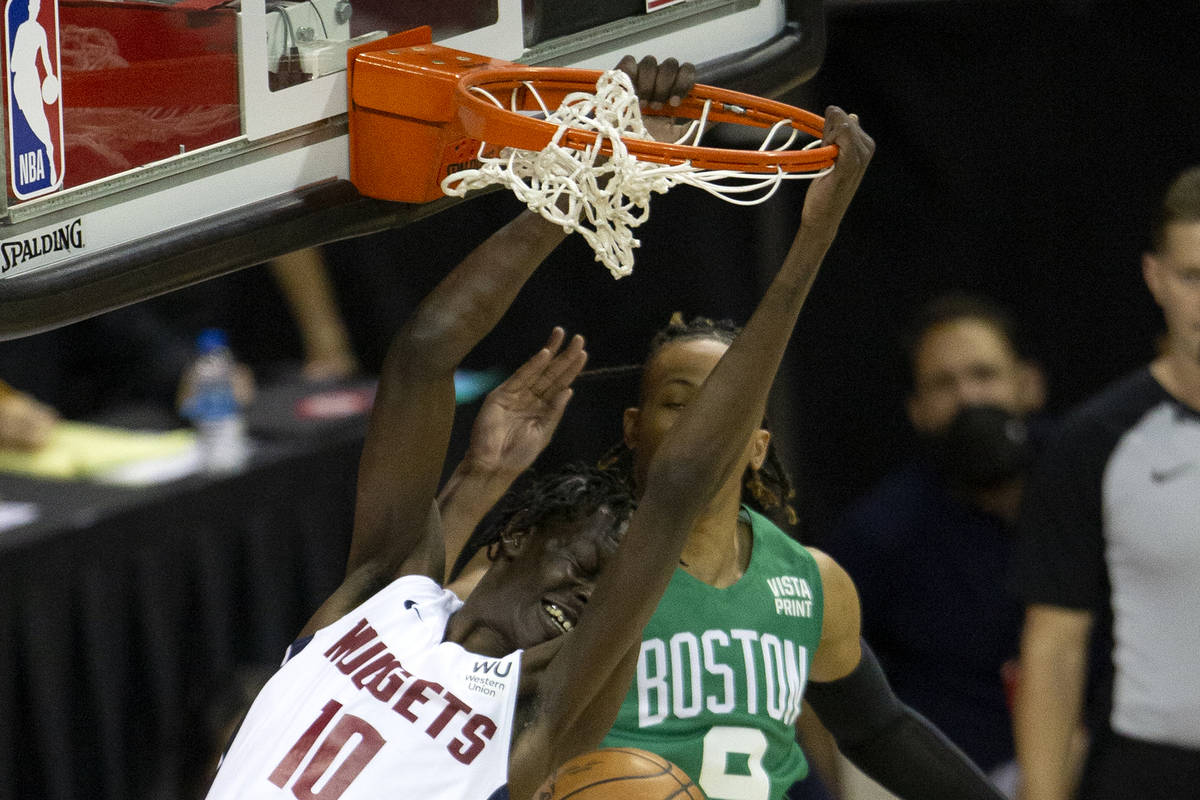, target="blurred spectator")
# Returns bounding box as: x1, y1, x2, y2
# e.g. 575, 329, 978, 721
0, 301, 196, 427
267, 247, 360, 382
0, 378, 58, 450
823, 293, 1047, 797
1012, 166, 1200, 800
0, 246, 356, 447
